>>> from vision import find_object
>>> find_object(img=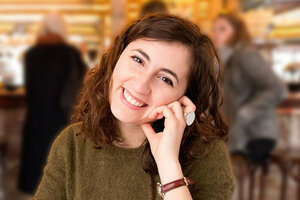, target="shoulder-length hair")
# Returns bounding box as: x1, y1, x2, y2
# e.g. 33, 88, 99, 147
71, 13, 228, 199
